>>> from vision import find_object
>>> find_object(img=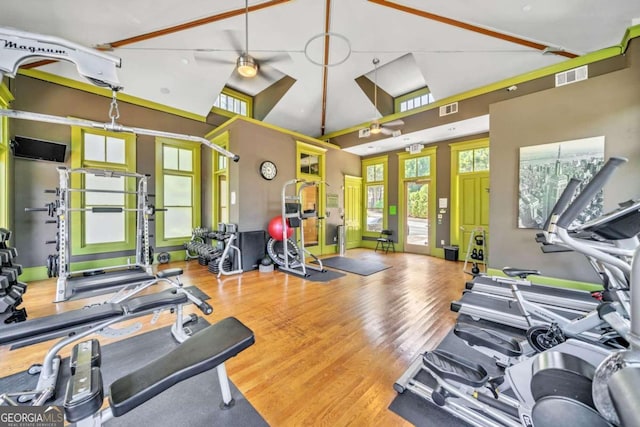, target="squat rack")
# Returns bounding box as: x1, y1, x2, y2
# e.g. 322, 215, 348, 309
53, 167, 154, 302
